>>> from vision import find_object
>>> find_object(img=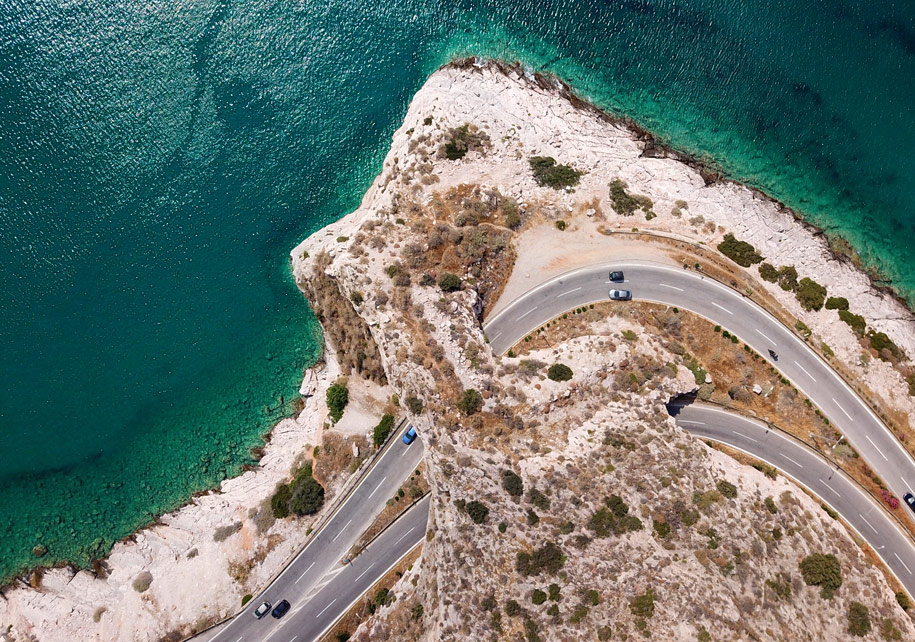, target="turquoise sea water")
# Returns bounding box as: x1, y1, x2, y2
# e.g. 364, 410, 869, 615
1, 0, 913, 581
